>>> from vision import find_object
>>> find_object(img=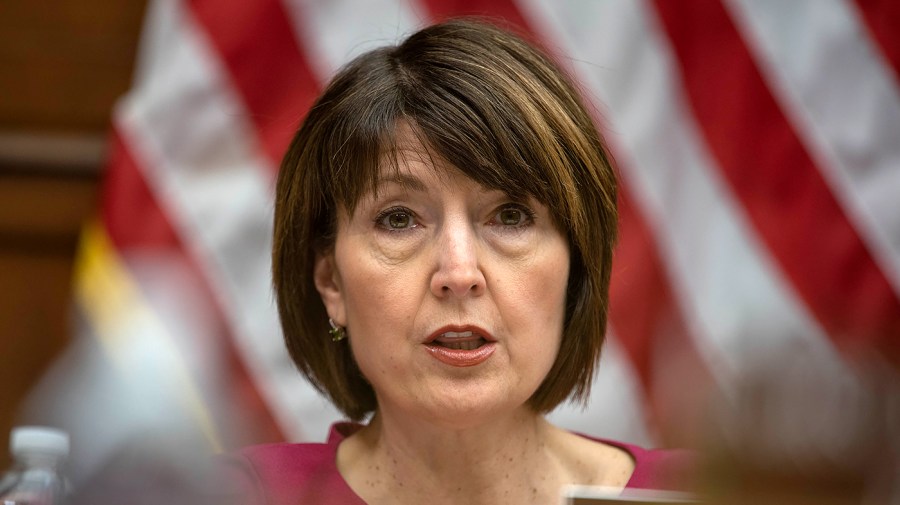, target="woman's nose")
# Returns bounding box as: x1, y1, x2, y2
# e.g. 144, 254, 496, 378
430, 220, 486, 298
